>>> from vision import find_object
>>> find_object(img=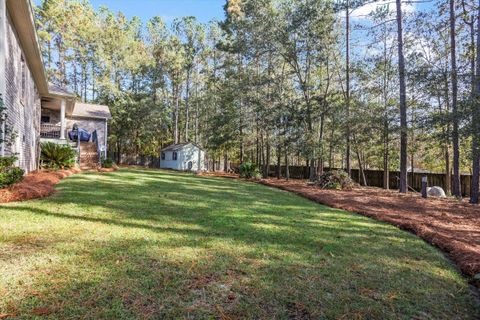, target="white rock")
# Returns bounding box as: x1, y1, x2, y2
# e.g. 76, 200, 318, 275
427, 186, 447, 198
